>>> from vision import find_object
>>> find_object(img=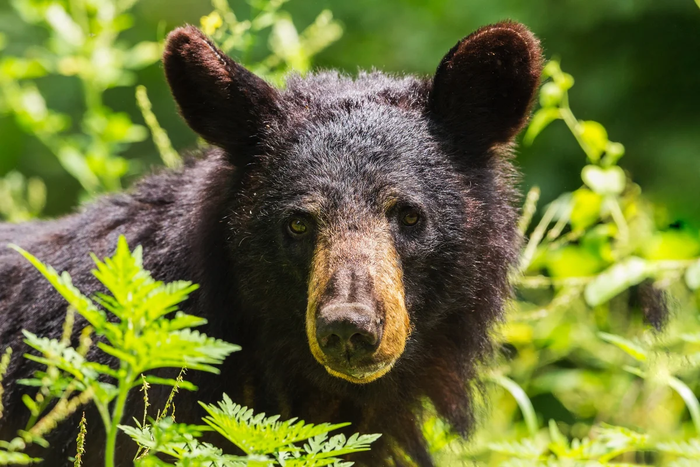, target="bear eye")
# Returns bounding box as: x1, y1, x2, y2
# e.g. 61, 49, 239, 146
288, 218, 310, 236
401, 210, 420, 227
